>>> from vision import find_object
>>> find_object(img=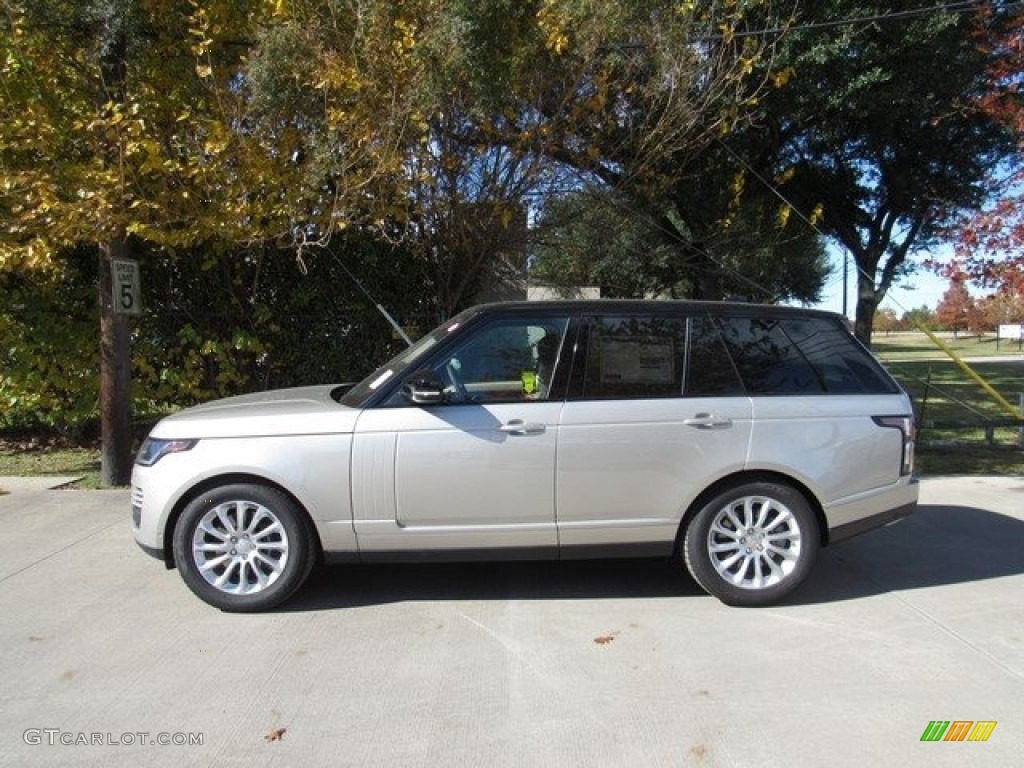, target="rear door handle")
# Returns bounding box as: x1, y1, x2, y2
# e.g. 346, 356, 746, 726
500, 419, 546, 435
684, 413, 733, 430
